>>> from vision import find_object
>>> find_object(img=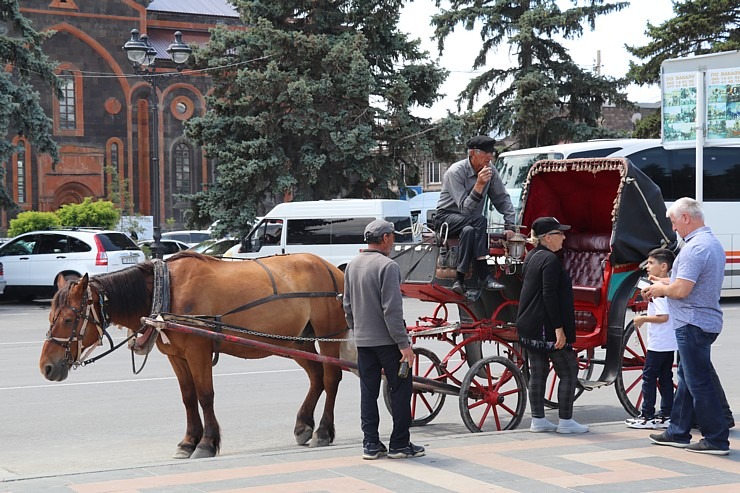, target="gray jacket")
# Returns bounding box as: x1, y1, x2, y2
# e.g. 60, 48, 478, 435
343, 249, 410, 348
436, 157, 516, 225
